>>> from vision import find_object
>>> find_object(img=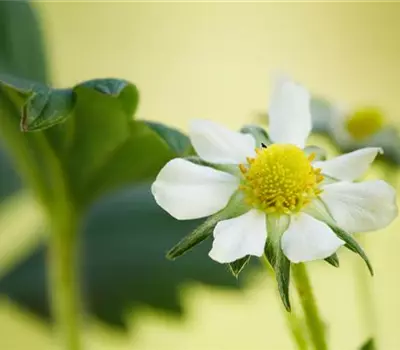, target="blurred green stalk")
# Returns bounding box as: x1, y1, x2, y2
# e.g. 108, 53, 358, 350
354, 235, 378, 348
292, 263, 327, 350
48, 208, 82, 350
